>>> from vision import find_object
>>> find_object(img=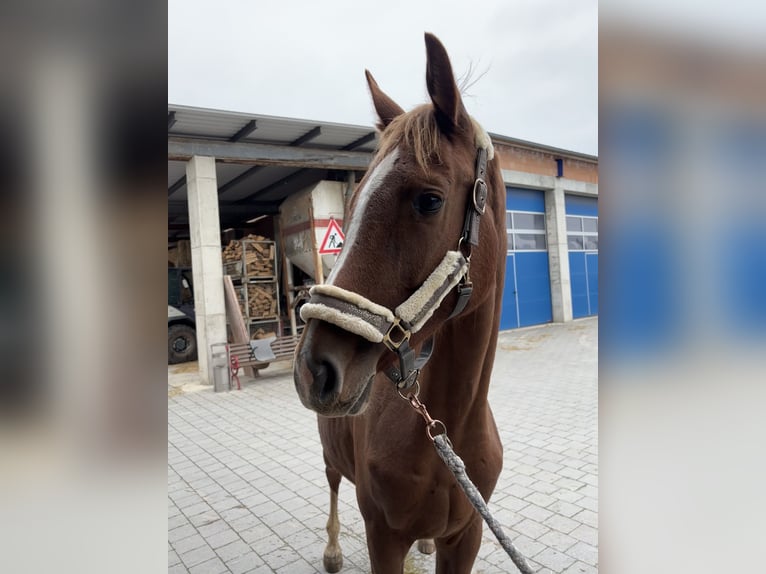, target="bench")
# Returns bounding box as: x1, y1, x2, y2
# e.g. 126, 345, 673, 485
226, 336, 299, 390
